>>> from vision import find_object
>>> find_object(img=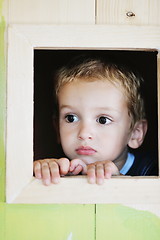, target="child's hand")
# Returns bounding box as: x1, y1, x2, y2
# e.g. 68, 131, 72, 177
69, 159, 120, 185
87, 160, 120, 185
33, 158, 120, 186
69, 159, 87, 175
33, 158, 70, 185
